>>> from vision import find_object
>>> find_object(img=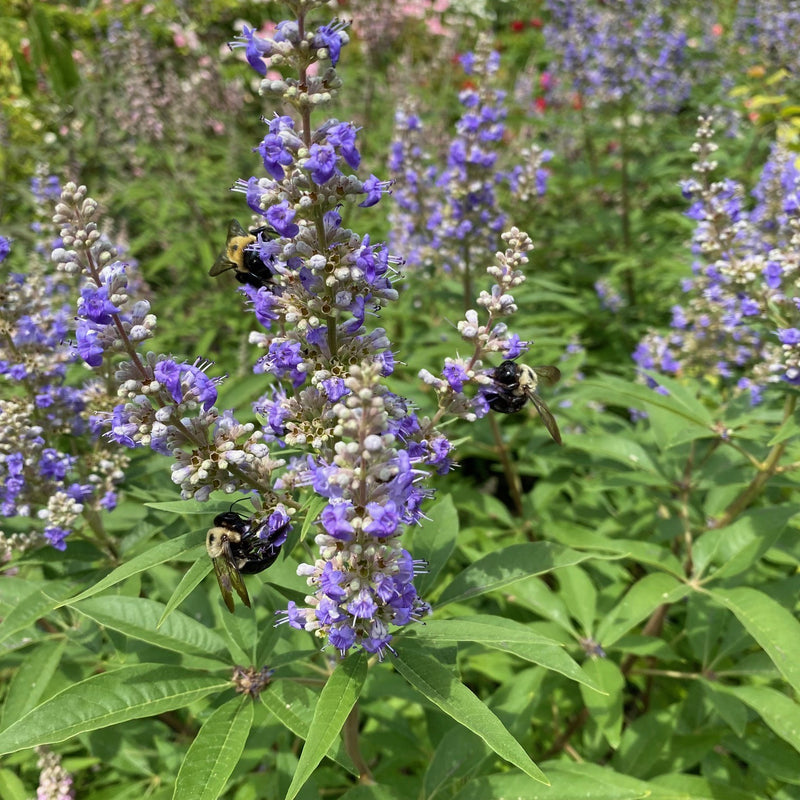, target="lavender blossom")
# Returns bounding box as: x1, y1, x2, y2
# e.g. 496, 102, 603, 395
34, 747, 74, 800
0, 188, 128, 557
634, 117, 800, 400
223, 5, 455, 656
387, 35, 551, 301
733, 0, 800, 73
542, 0, 695, 113
418, 227, 548, 422
50, 182, 291, 506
